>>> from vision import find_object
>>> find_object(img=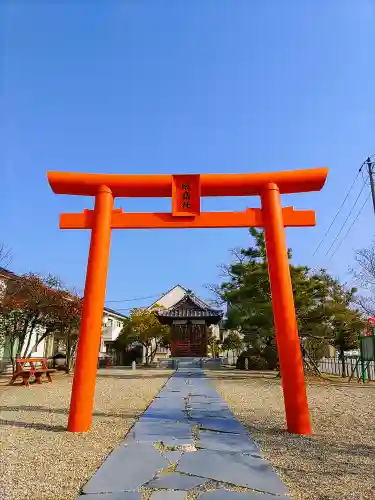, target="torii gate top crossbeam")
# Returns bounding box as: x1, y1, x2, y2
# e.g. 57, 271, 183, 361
47, 168, 327, 197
